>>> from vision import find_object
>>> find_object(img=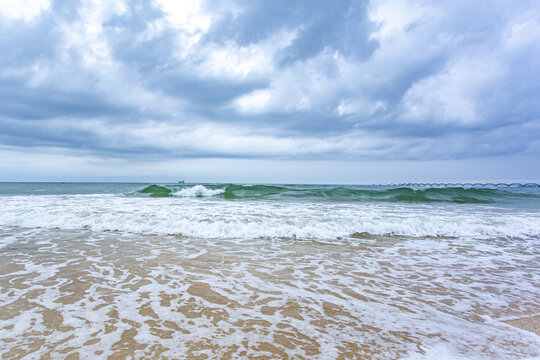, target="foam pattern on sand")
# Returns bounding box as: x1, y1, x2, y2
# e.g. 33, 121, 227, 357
0, 227, 538, 359
0, 195, 540, 240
